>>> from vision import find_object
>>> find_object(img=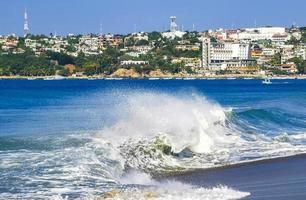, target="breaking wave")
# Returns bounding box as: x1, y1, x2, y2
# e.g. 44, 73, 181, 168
2, 90, 306, 199
97, 91, 306, 173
